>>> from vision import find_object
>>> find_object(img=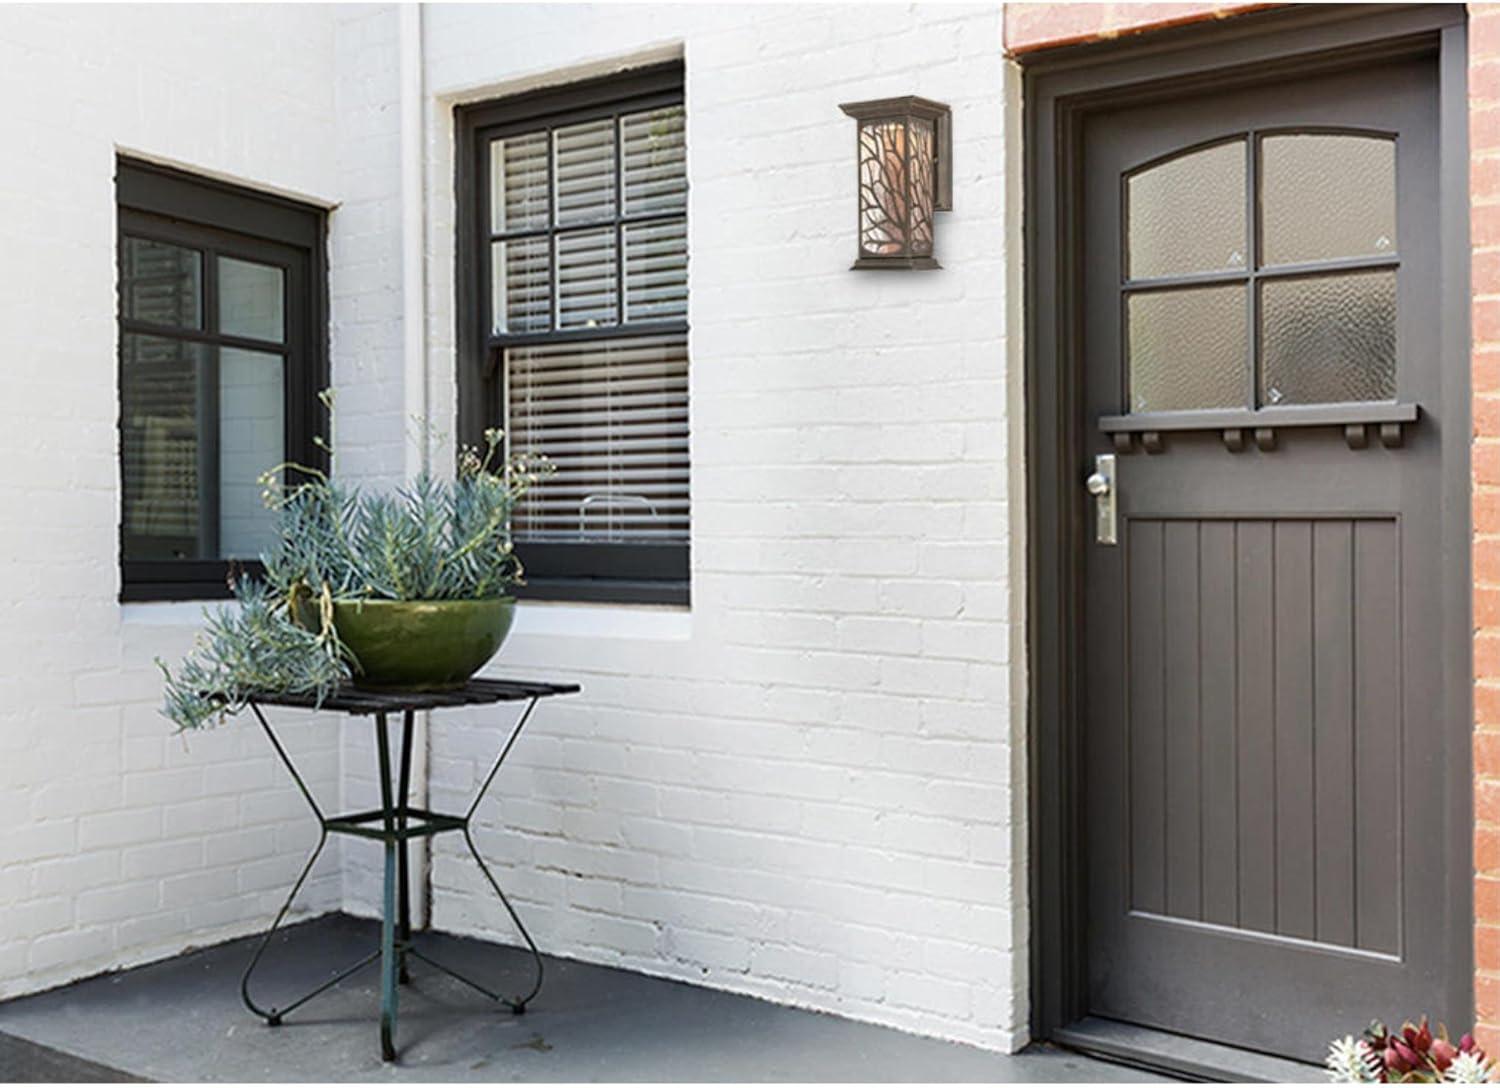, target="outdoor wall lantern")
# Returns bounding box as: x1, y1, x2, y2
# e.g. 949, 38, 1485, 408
838, 96, 952, 270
